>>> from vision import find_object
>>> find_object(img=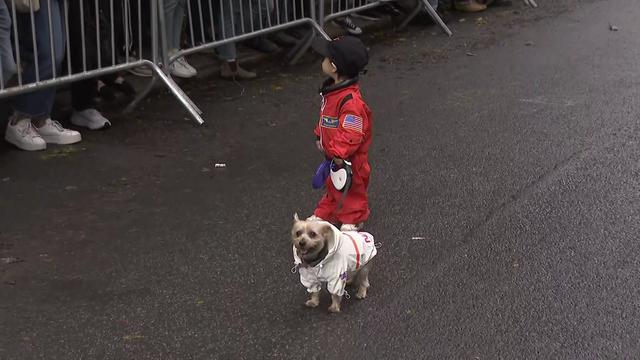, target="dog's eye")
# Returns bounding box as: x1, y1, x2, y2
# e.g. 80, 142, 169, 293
309, 231, 317, 238
295, 230, 302, 237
